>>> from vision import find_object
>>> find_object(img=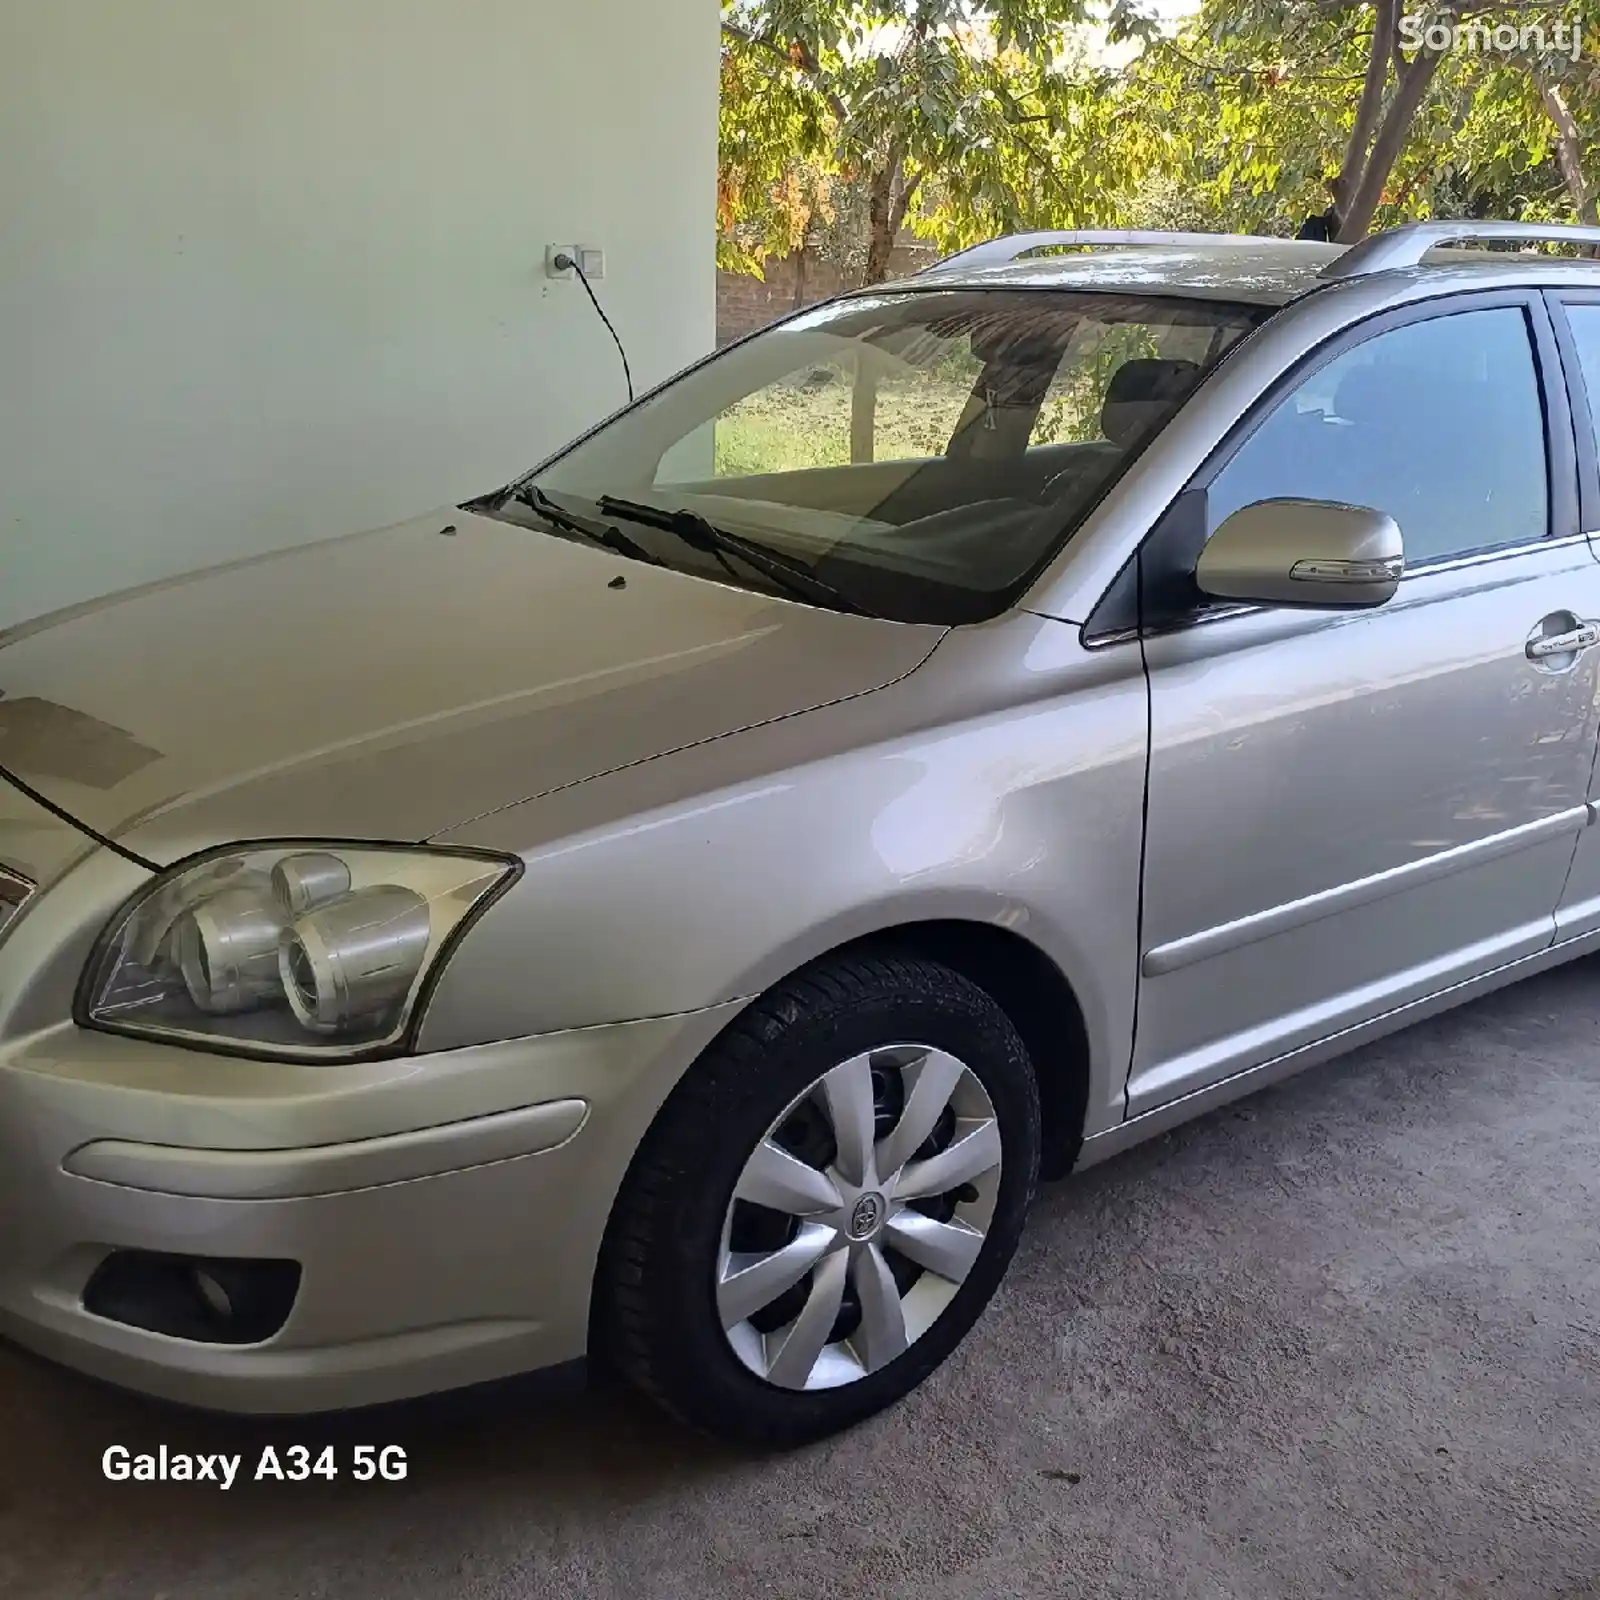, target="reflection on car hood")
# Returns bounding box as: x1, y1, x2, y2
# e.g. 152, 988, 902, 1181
0, 508, 944, 865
